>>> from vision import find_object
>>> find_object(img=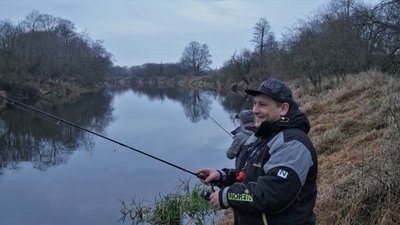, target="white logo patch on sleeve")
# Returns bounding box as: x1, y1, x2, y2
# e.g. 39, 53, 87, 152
277, 169, 288, 179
